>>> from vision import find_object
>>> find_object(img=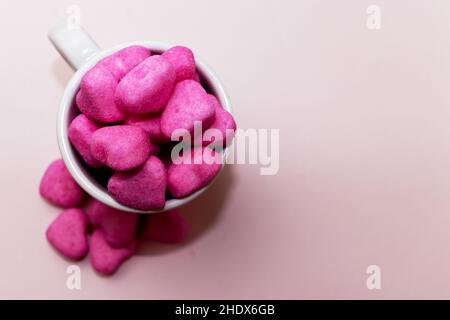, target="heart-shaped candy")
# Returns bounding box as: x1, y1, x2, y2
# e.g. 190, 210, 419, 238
108, 156, 167, 210
90, 230, 136, 276
87, 200, 138, 247
46, 208, 89, 260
